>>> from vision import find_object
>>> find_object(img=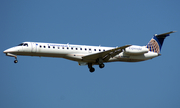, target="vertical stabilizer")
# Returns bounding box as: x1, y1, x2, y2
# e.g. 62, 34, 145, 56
146, 31, 176, 54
